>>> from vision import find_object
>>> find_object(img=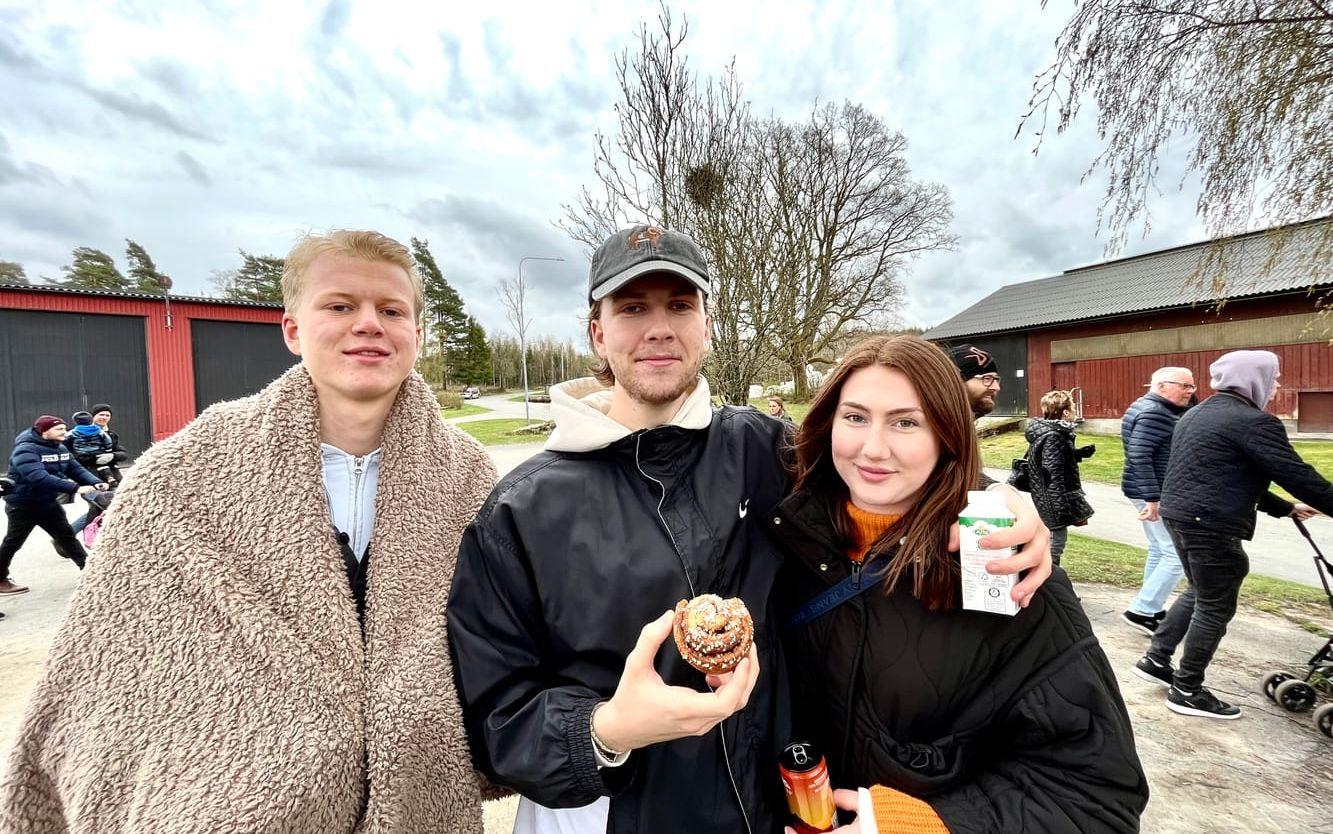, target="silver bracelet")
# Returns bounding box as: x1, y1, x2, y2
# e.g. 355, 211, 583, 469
590, 702, 626, 759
